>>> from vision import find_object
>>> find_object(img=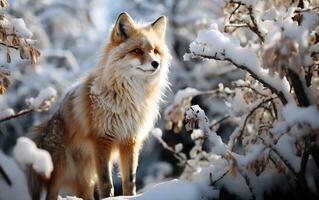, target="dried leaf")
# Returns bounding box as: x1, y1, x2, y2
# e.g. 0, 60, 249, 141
0, 67, 11, 95
3, 76, 10, 87
6, 47, 11, 63
262, 37, 301, 78
12, 36, 20, 46
185, 119, 195, 131
19, 47, 29, 59
0, 31, 5, 41
0, 0, 9, 8
29, 48, 40, 64
0, 85, 5, 94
